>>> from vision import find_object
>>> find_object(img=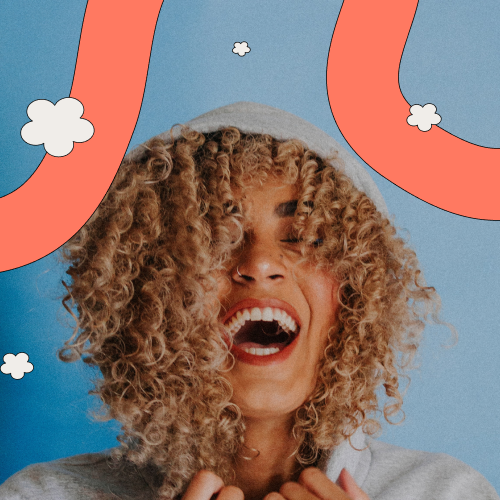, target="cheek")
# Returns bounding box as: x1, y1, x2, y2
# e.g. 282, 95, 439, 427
306, 269, 339, 319
307, 275, 340, 356
215, 273, 231, 301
